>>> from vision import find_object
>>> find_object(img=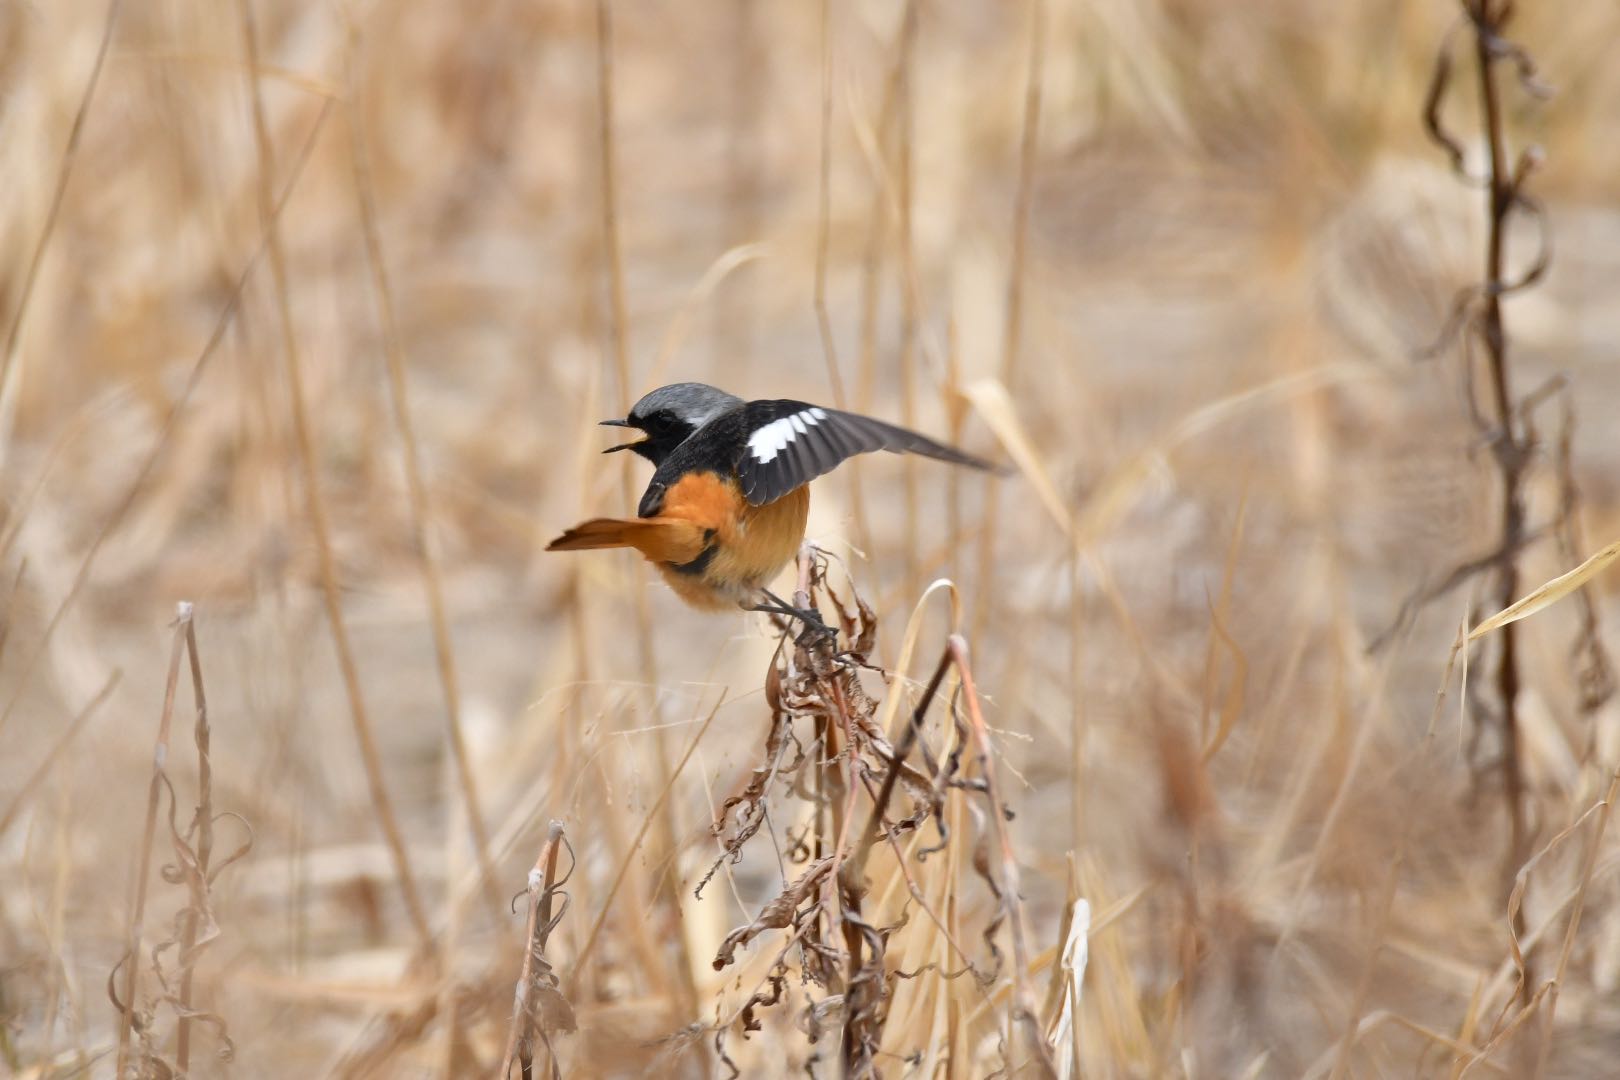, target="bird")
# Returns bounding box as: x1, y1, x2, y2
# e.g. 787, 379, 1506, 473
546, 382, 998, 633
